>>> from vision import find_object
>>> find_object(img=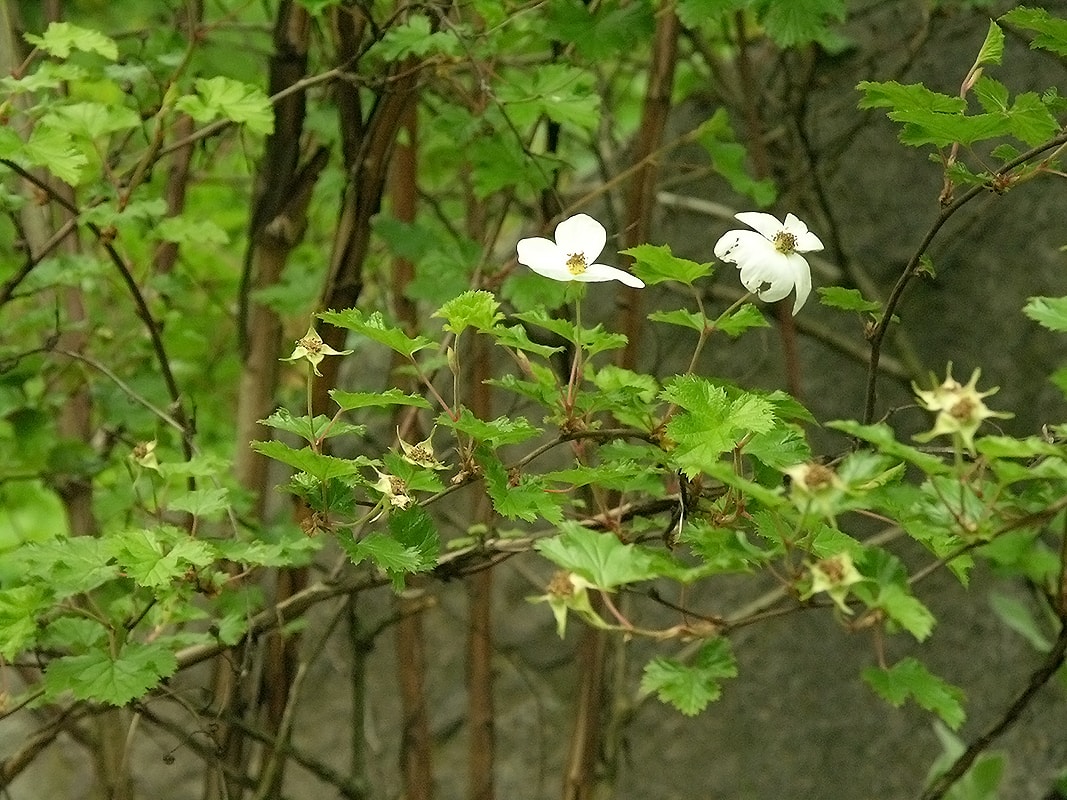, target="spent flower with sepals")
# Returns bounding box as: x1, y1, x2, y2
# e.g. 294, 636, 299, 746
785, 461, 845, 520
372, 470, 414, 511
398, 427, 447, 471
806, 552, 864, 614
282, 326, 353, 376
714, 212, 823, 315
913, 365, 1012, 454
516, 213, 645, 288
